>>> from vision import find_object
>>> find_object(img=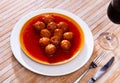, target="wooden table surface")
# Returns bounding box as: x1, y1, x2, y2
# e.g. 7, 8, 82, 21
1, 0, 120, 83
